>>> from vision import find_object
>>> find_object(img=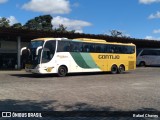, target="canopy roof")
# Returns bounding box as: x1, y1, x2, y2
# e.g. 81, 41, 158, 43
0, 27, 160, 48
